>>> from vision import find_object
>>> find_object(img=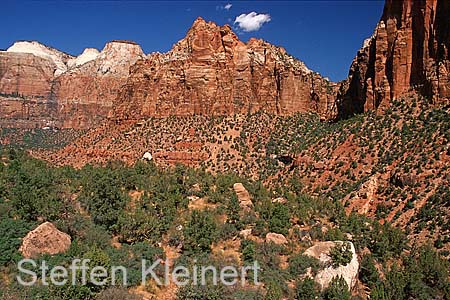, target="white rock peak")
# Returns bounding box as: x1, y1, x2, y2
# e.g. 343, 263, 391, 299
67, 48, 100, 69
96, 40, 144, 75
7, 41, 73, 76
